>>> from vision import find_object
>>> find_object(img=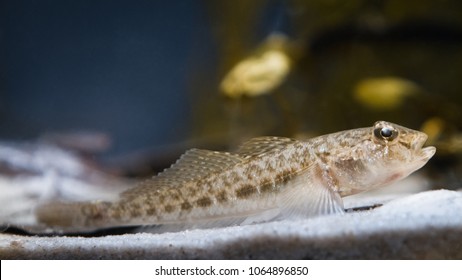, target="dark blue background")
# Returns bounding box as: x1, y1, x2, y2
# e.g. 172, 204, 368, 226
0, 1, 213, 158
